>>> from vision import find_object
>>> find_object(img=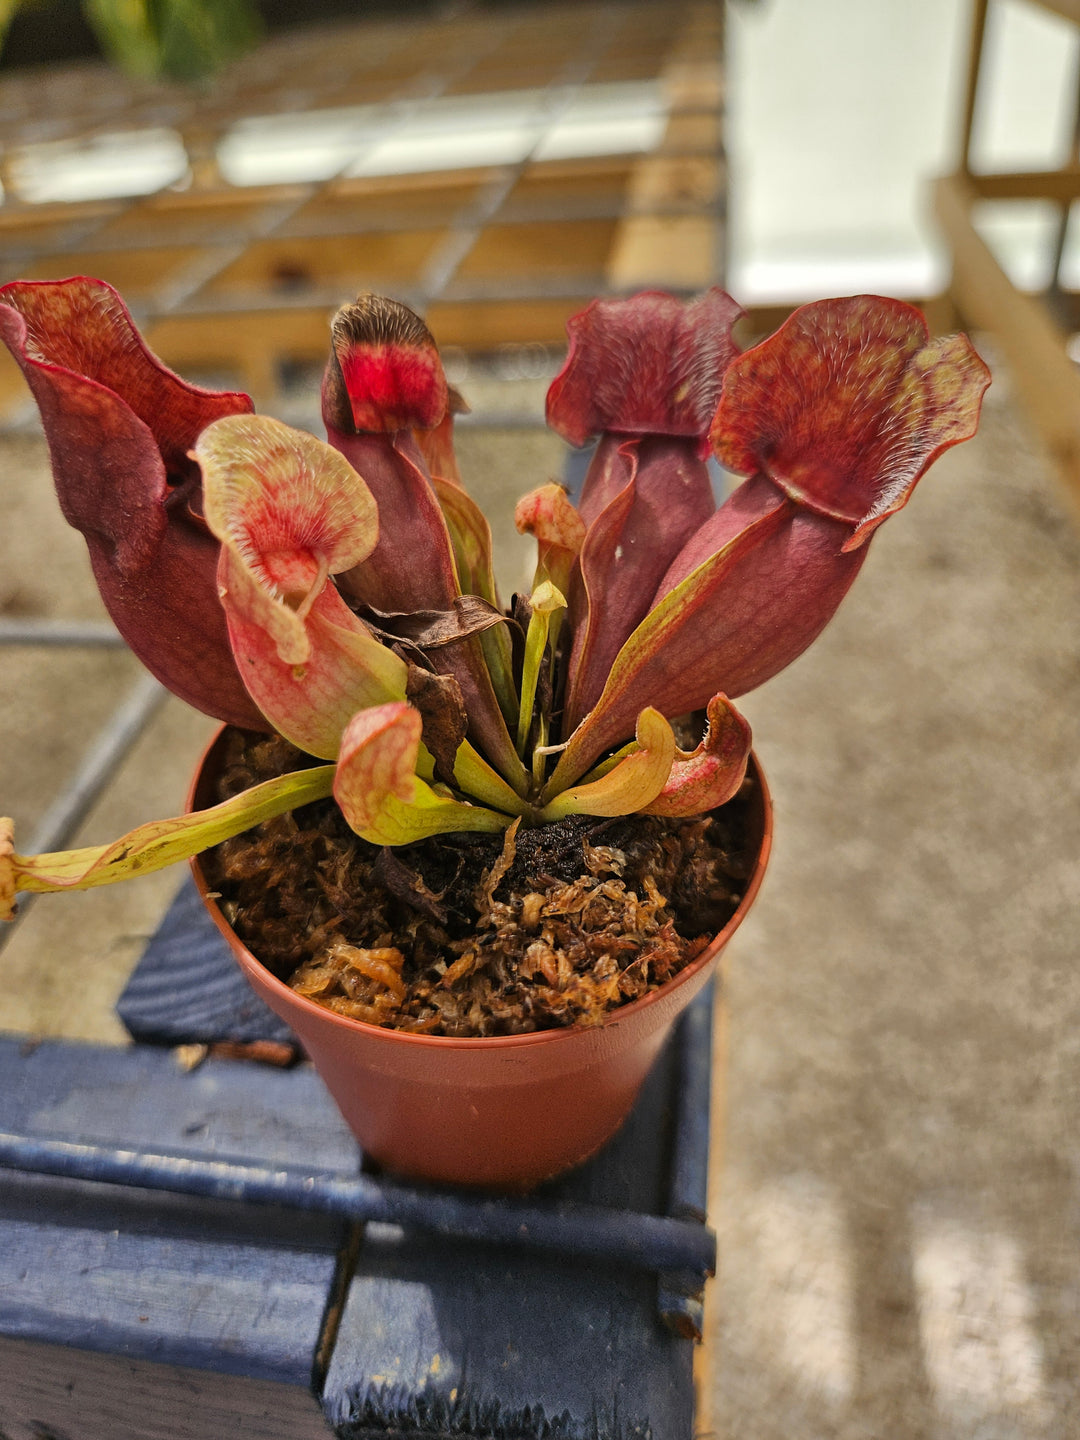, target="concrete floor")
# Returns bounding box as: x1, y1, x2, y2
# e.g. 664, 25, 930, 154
1, 358, 1079, 1437
705, 368, 1080, 1439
